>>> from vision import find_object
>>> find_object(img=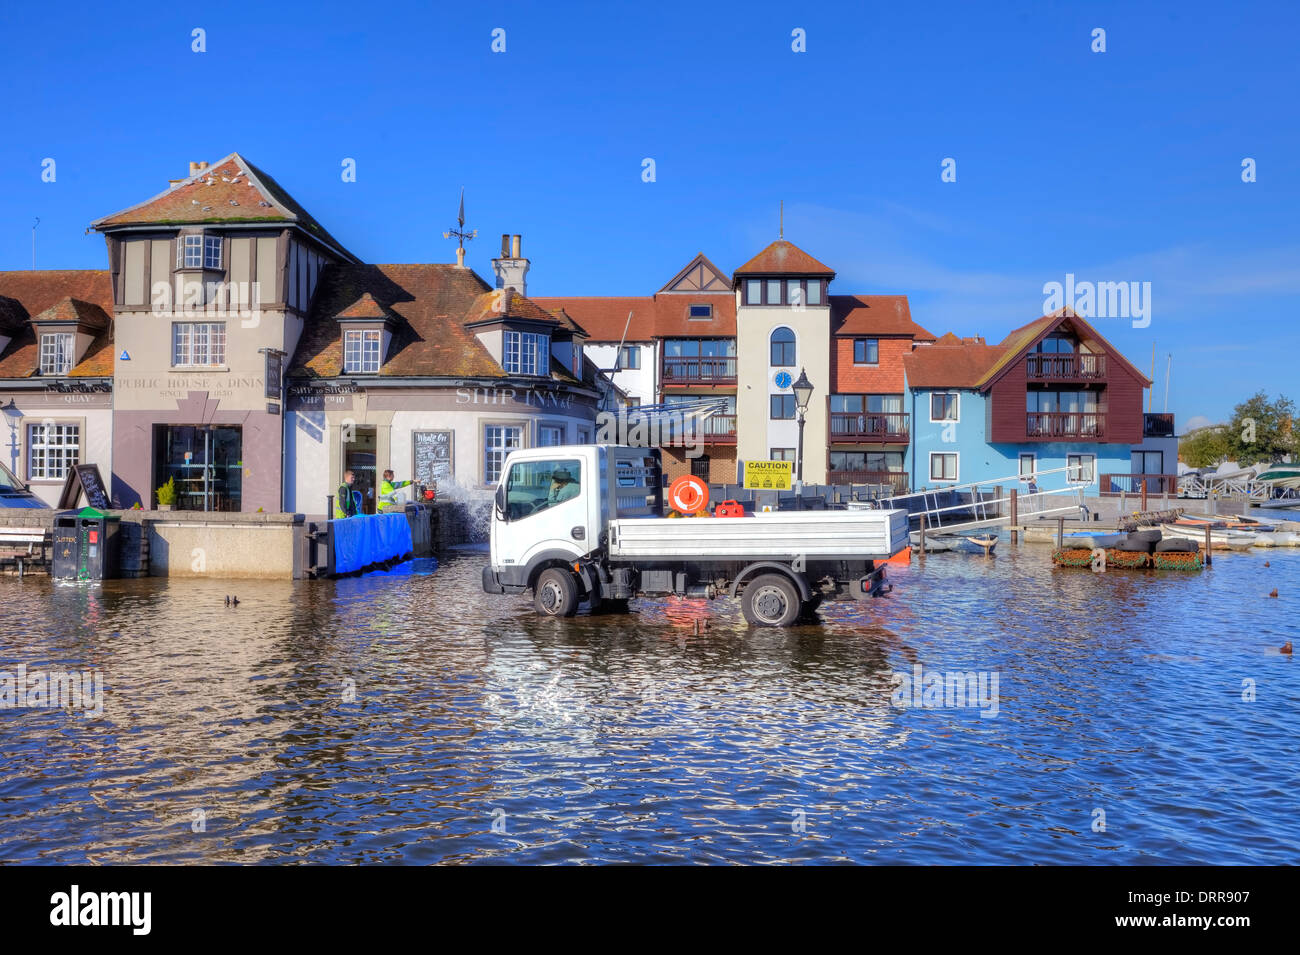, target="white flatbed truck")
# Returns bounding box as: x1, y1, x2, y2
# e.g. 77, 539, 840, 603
482, 445, 909, 626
